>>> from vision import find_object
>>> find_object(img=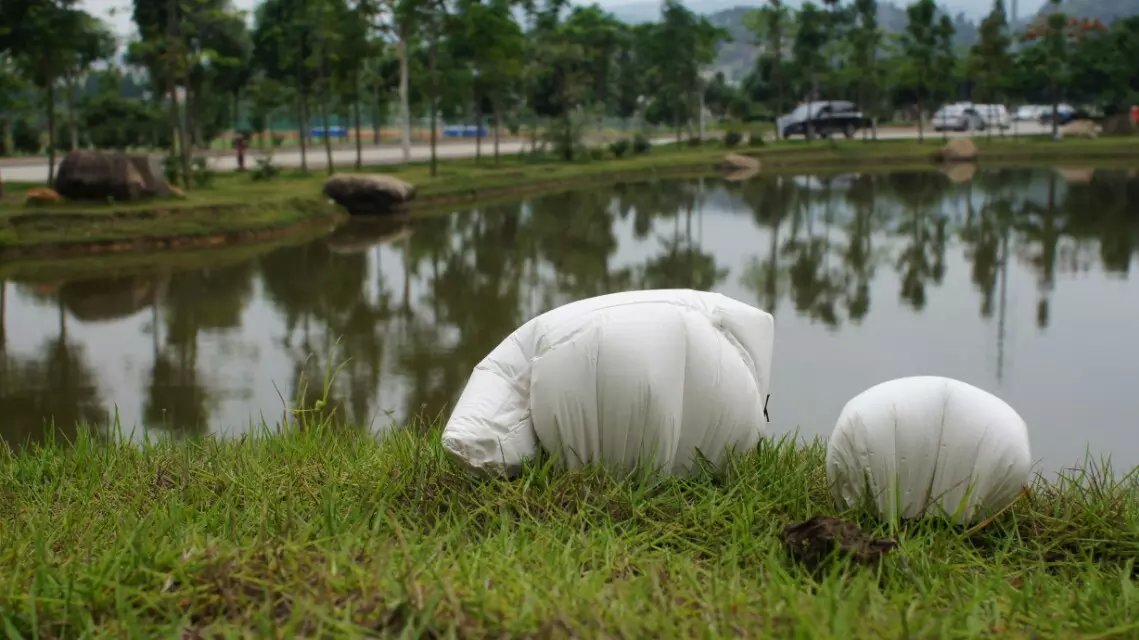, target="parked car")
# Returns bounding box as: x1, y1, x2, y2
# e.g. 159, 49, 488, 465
932, 102, 1010, 132
1014, 105, 1046, 121
1039, 103, 1076, 125
777, 101, 869, 139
